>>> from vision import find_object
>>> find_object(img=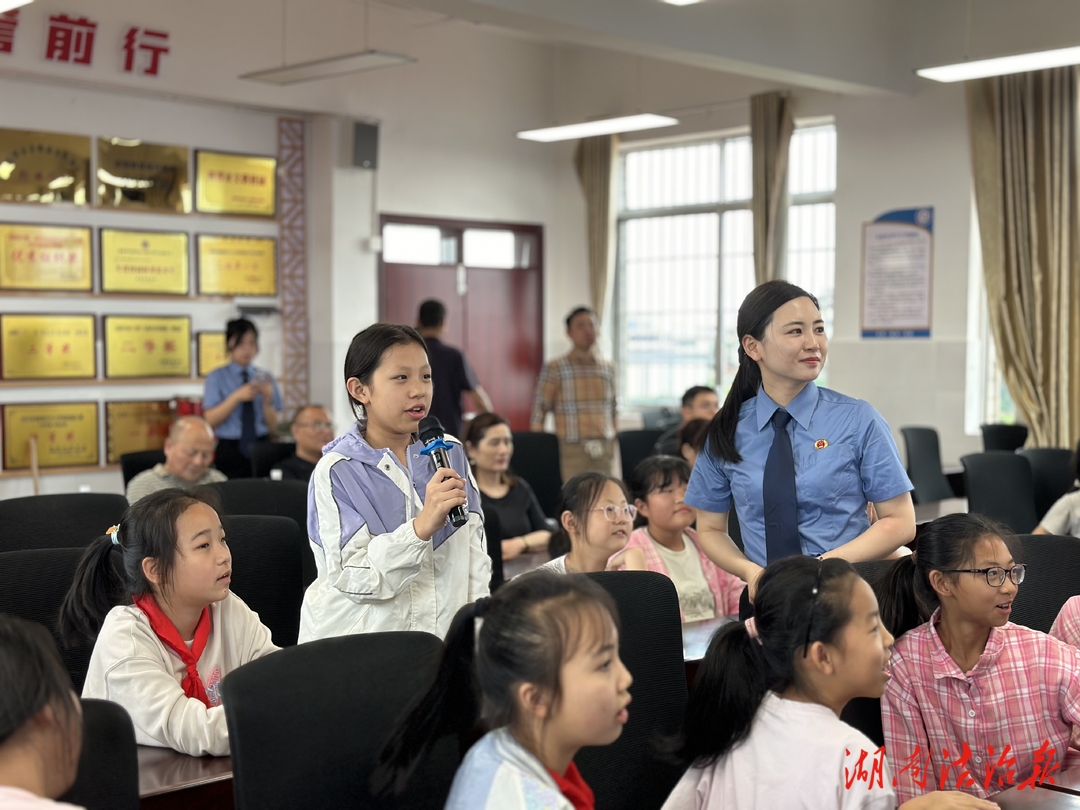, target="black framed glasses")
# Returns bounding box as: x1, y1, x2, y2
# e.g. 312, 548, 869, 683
938, 565, 1026, 588
803, 560, 825, 658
